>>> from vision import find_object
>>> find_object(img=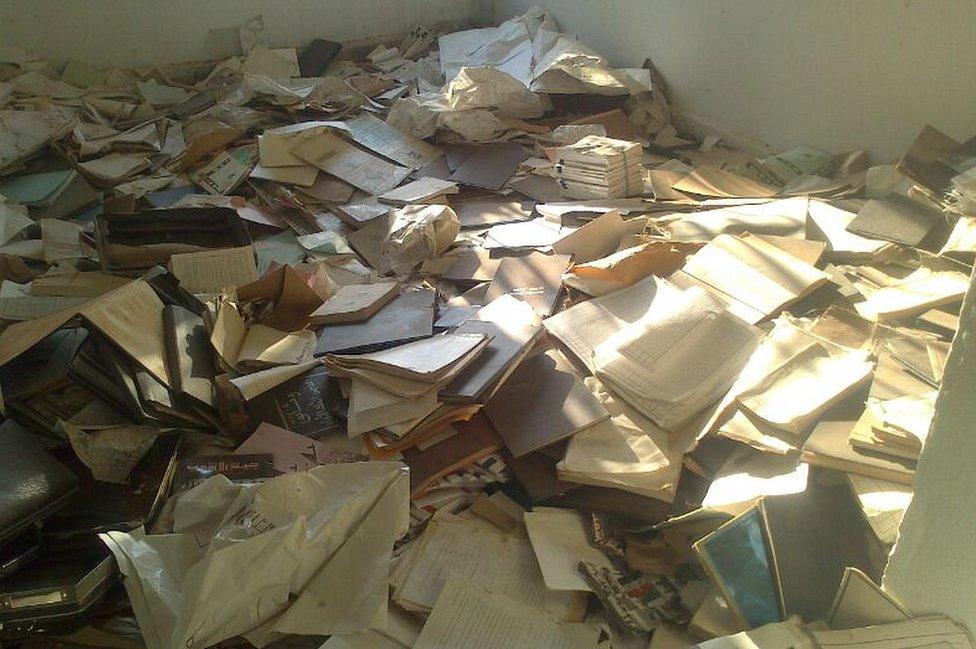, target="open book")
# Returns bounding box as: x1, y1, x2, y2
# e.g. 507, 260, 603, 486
676, 233, 830, 323
545, 276, 762, 430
